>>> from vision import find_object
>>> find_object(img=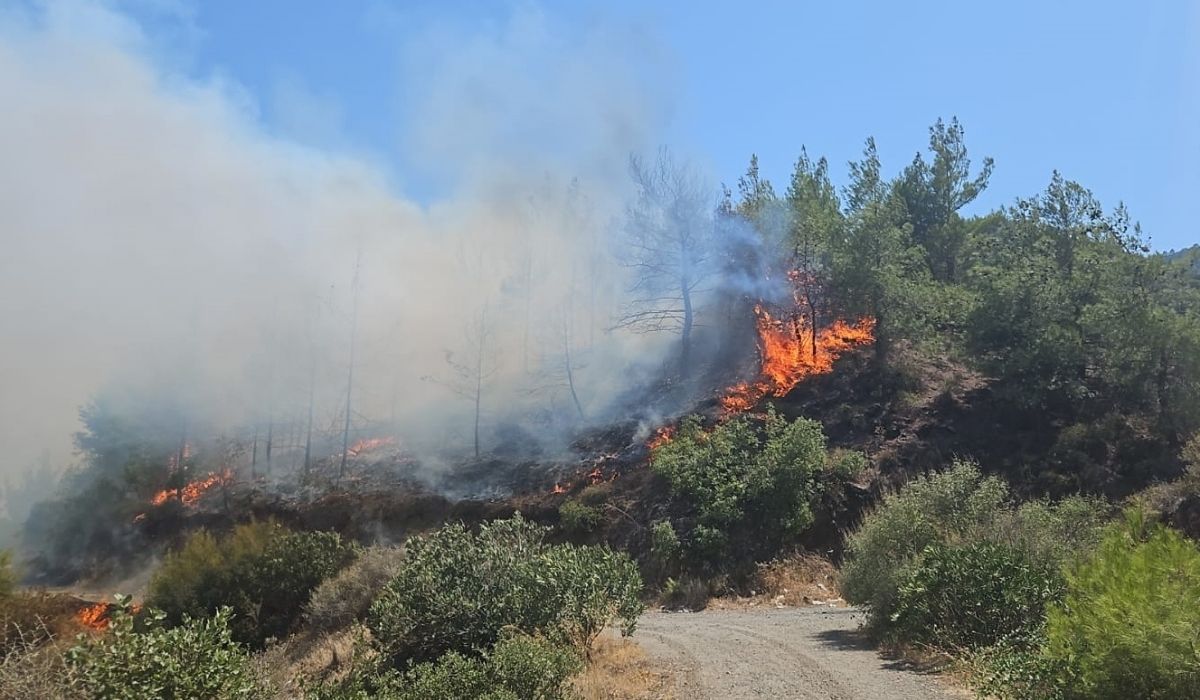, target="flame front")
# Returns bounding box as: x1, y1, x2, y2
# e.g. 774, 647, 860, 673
721, 305, 875, 414
148, 468, 233, 508
75, 602, 108, 631
346, 436, 399, 457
